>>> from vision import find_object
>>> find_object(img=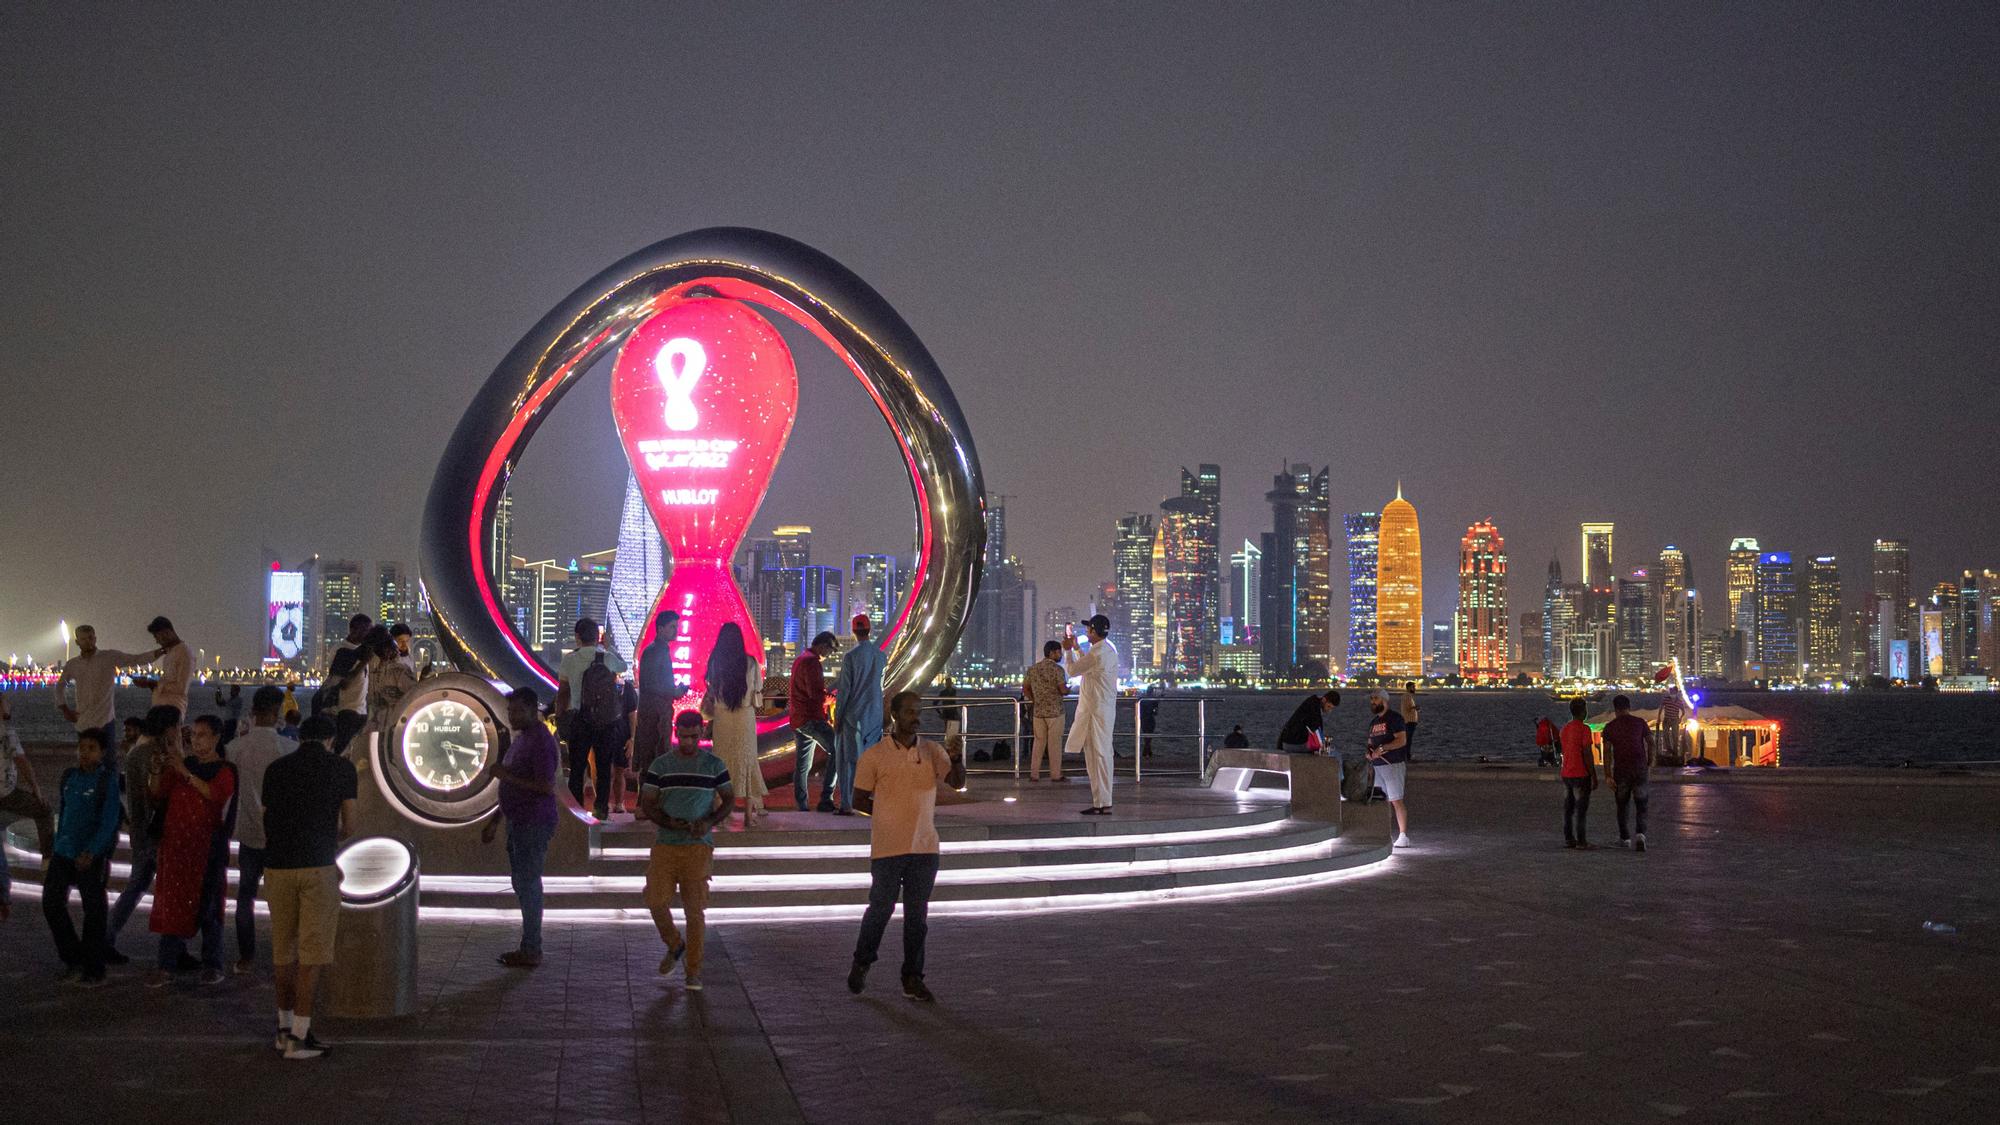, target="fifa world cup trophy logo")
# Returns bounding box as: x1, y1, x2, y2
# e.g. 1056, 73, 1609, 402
608, 297, 798, 708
